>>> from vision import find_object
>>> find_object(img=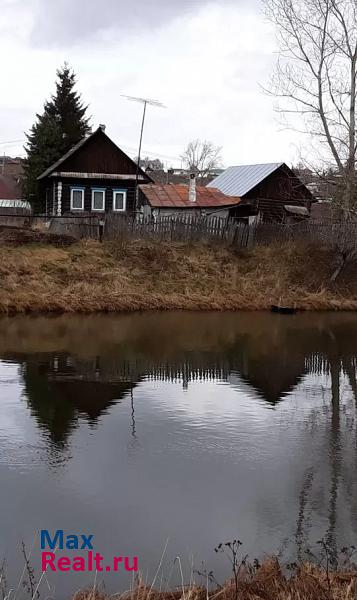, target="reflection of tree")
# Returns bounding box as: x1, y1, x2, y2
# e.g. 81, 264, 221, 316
15, 353, 138, 447
295, 344, 357, 561
326, 356, 341, 558
295, 468, 314, 561
0, 313, 356, 470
